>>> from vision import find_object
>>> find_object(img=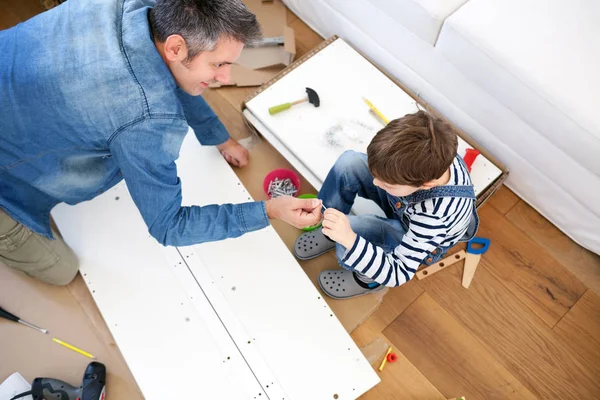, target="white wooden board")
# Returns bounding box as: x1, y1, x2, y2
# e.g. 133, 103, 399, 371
245, 38, 502, 196
52, 130, 379, 400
